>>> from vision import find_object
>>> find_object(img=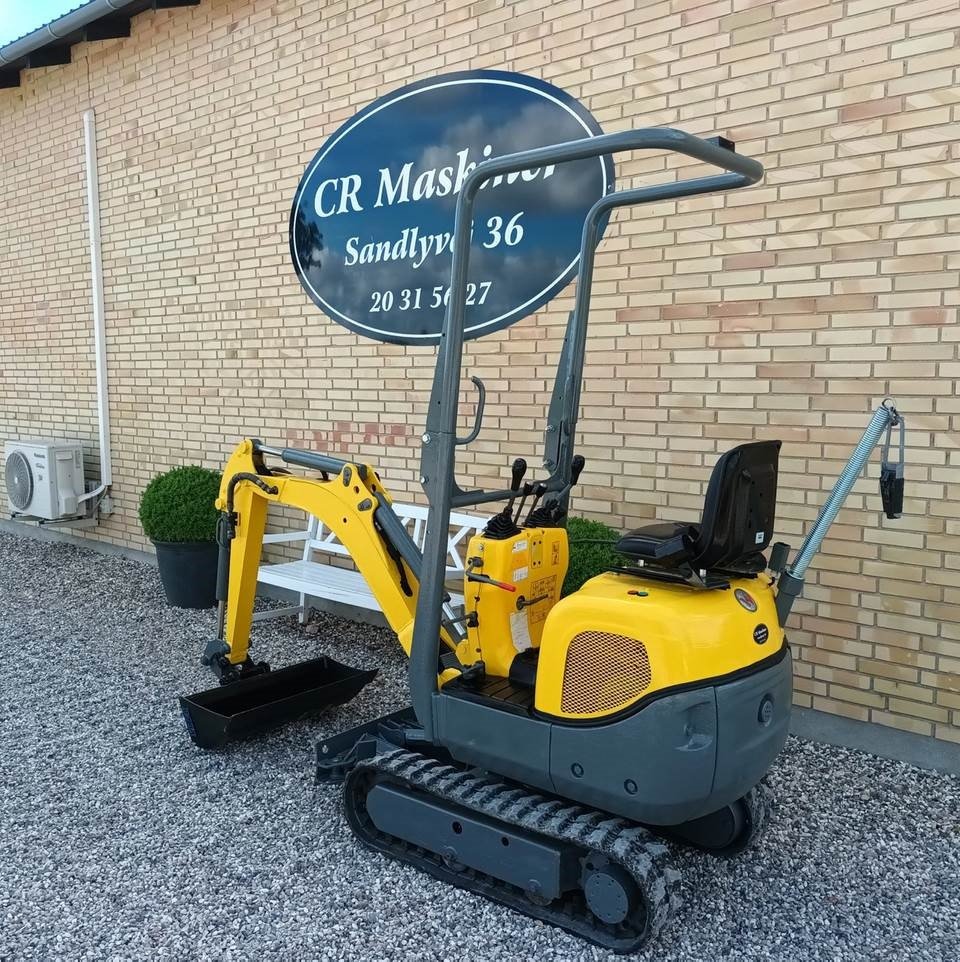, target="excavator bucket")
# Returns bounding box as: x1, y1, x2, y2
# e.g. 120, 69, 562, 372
179, 656, 377, 749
